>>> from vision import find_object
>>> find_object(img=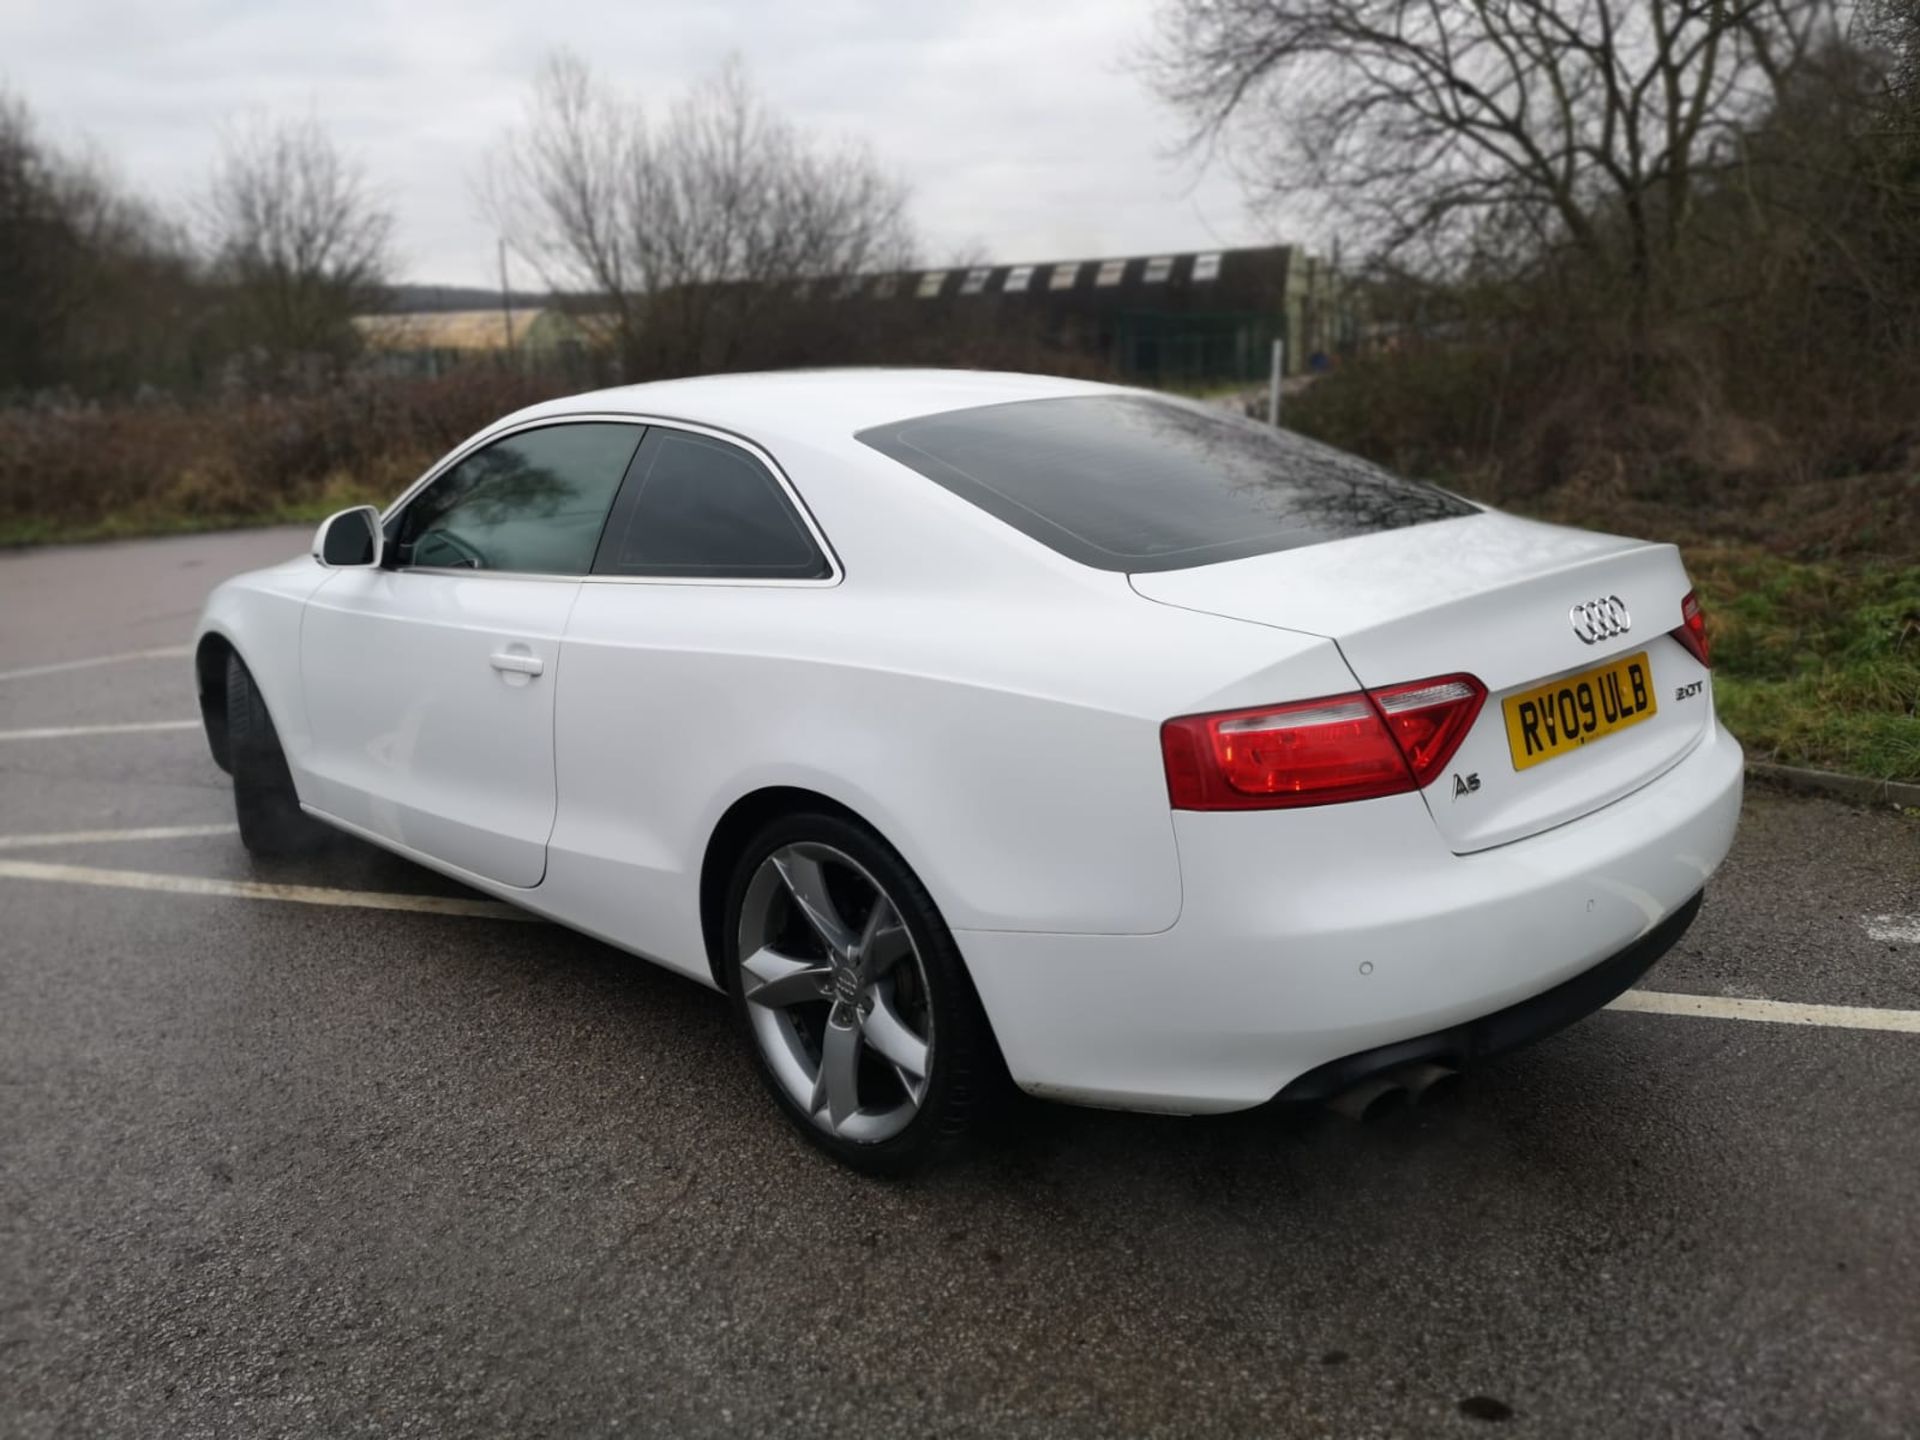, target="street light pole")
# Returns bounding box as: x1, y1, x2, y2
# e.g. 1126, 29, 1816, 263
498, 238, 517, 361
